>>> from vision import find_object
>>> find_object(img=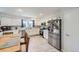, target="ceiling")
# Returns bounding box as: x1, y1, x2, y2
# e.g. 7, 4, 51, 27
0, 7, 77, 18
